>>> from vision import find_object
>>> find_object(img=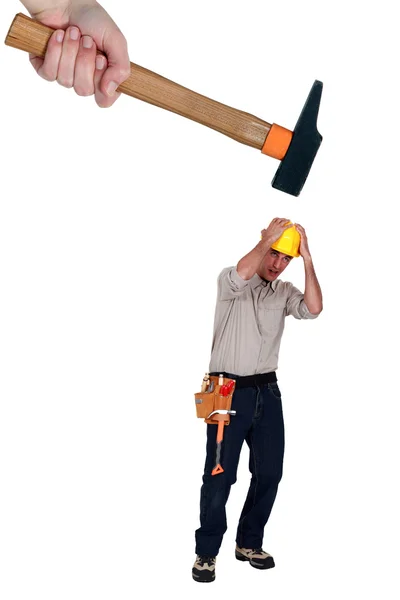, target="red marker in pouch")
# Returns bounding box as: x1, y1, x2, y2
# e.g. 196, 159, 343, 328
226, 380, 235, 394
